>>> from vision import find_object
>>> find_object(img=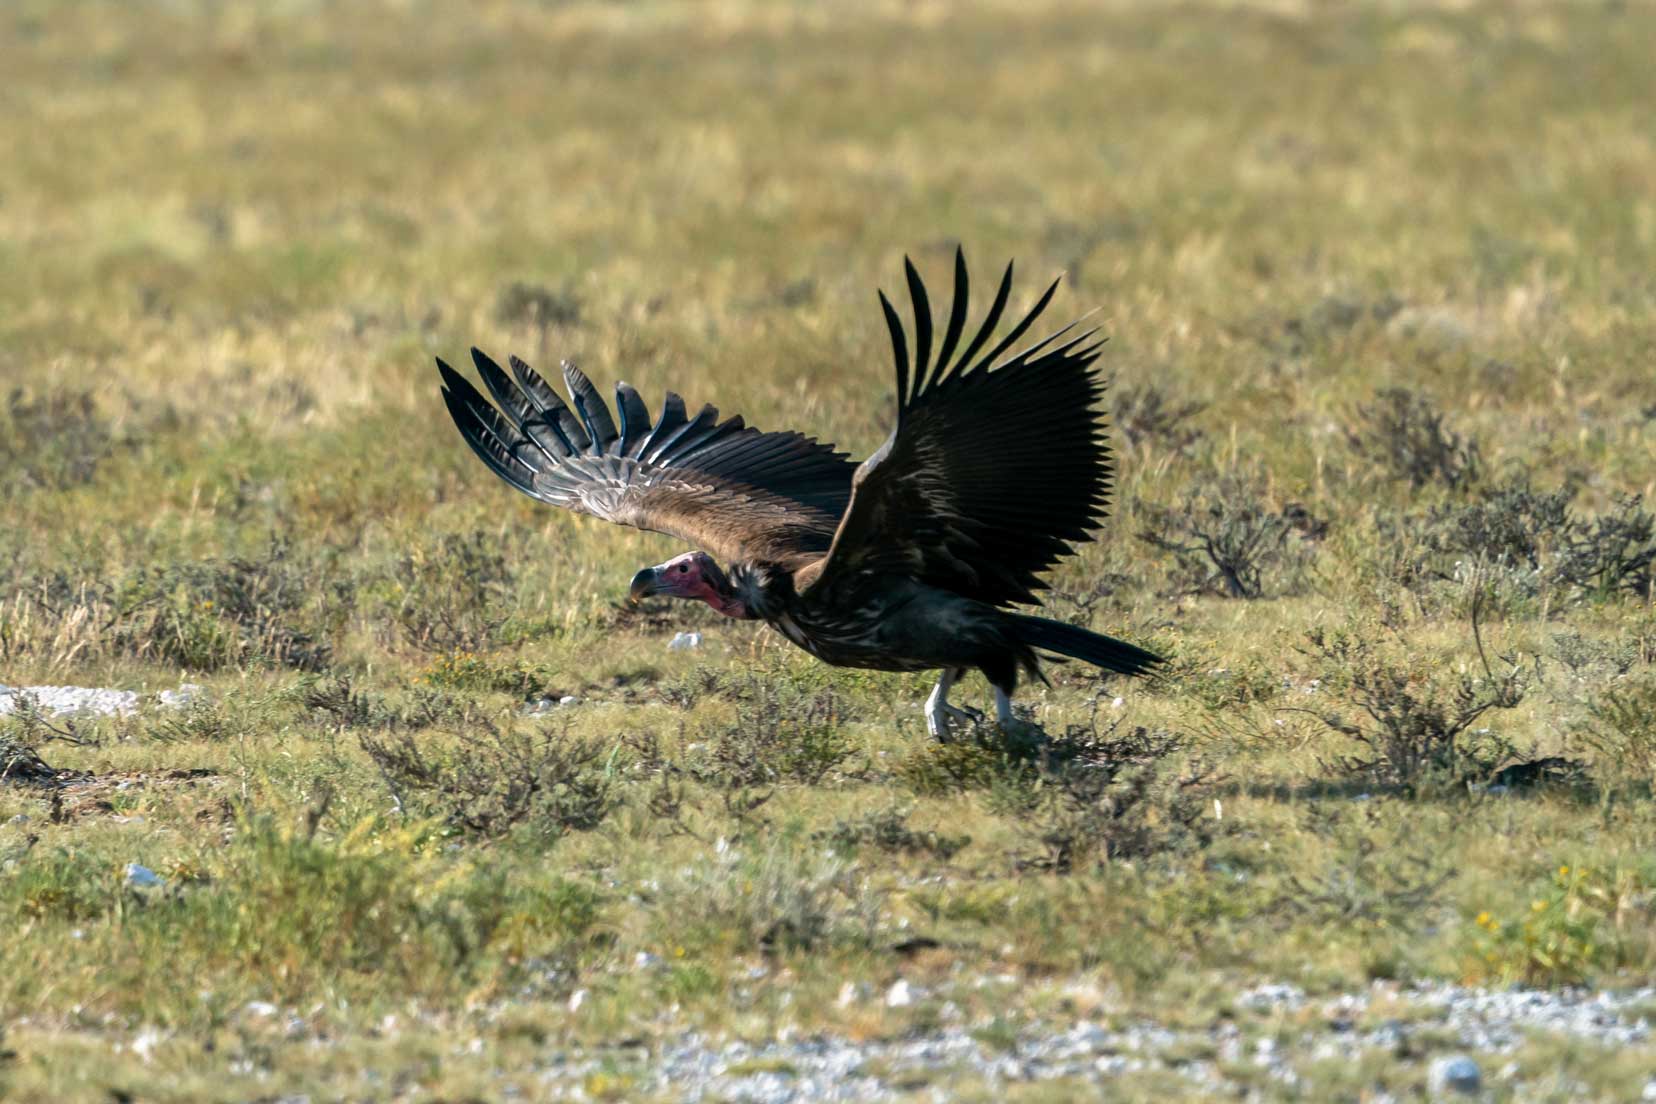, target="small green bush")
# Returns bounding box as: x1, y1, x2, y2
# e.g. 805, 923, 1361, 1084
420, 650, 561, 698
1465, 863, 1652, 986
